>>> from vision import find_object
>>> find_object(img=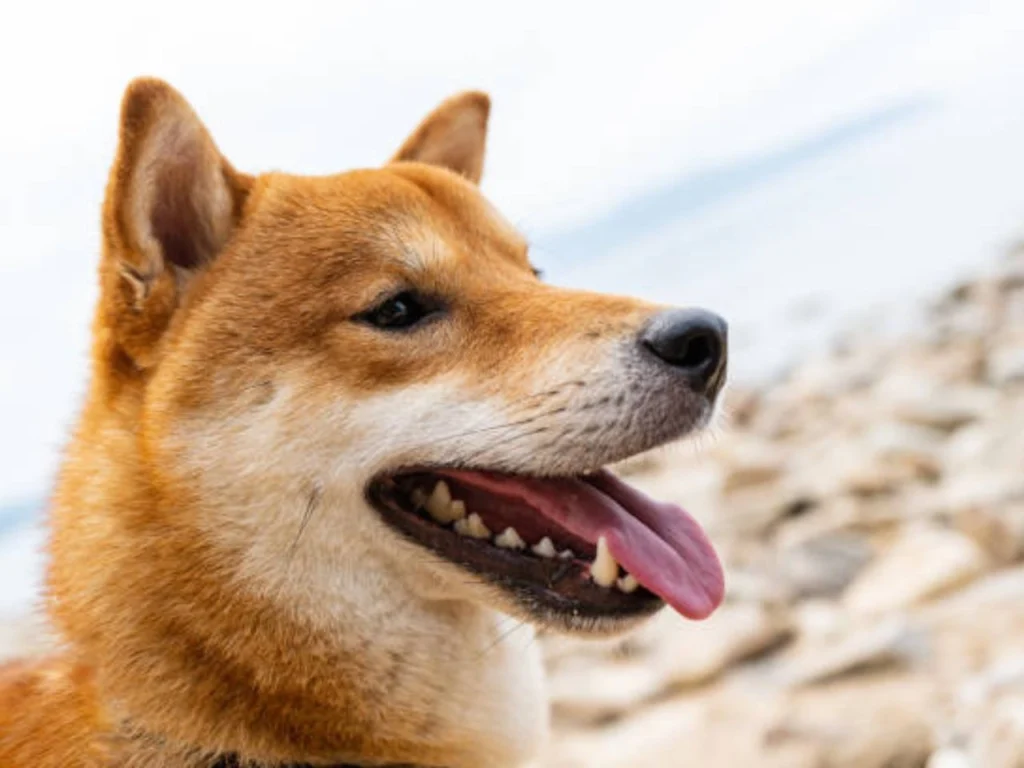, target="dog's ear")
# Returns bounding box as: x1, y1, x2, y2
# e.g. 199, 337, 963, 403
390, 91, 490, 184
100, 78, 252, 368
